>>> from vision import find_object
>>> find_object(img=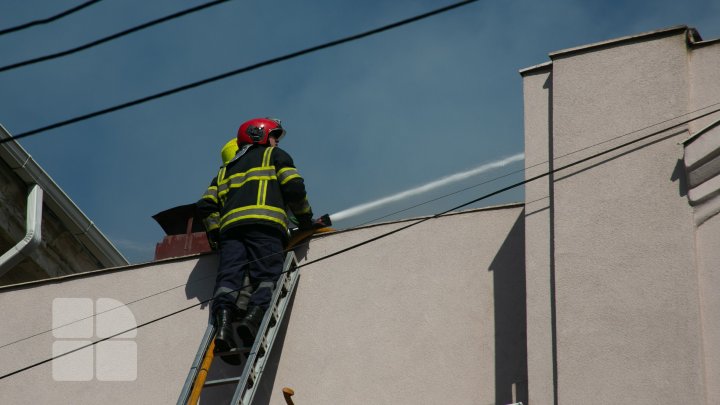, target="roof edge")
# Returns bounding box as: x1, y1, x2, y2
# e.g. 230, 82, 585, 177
690, 37, 720, 49
0, 124, 129, 268
549, 25, 689, 59
0, 255, 181, 292
0, 202, 526, 290
519, 61, 552, 76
